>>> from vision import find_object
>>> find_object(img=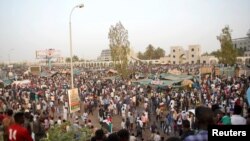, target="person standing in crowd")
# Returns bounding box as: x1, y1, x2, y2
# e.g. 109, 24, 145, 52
246, 108, 250, 125
91, 129, 107, 141
2, 109, 15, 141
231, 105, 246, 125
33, 117, 46, 141
184, 106, 214, 141
117, 129, 130, 141
180, 120, 194, 141
8, 112, 33, 141
221, 110, 231, 125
